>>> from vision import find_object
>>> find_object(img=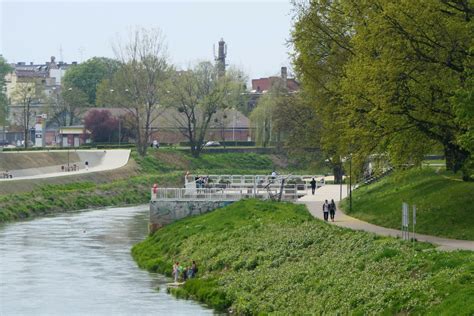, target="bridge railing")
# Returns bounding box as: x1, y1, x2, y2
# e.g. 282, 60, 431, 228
151, 185, 299, 201
185, 174, 325, 191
